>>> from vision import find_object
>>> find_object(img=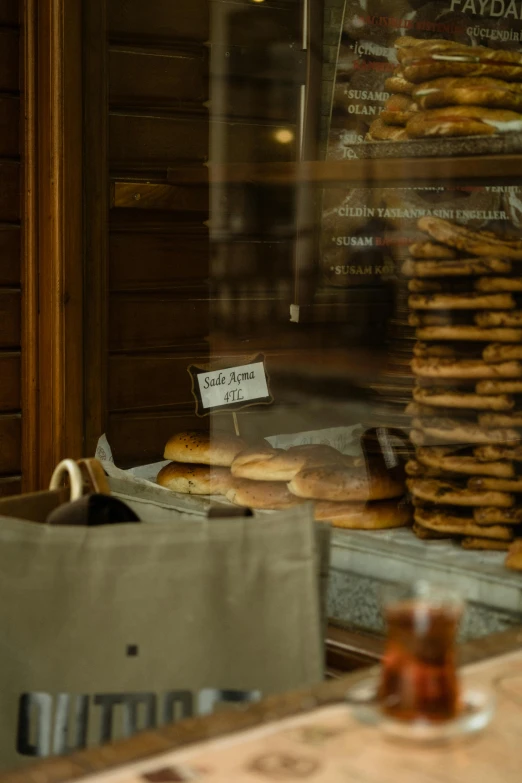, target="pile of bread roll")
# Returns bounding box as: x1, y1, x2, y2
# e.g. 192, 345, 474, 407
367, 36, 522, 142
157, 431, 410, 530
404, 215, 522, 569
